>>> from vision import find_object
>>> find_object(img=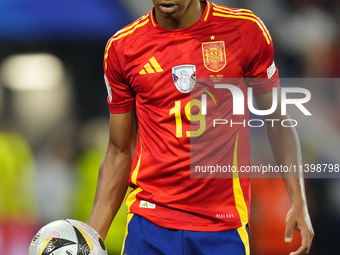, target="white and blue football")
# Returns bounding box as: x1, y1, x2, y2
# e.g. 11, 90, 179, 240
28, 219, 107, 255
